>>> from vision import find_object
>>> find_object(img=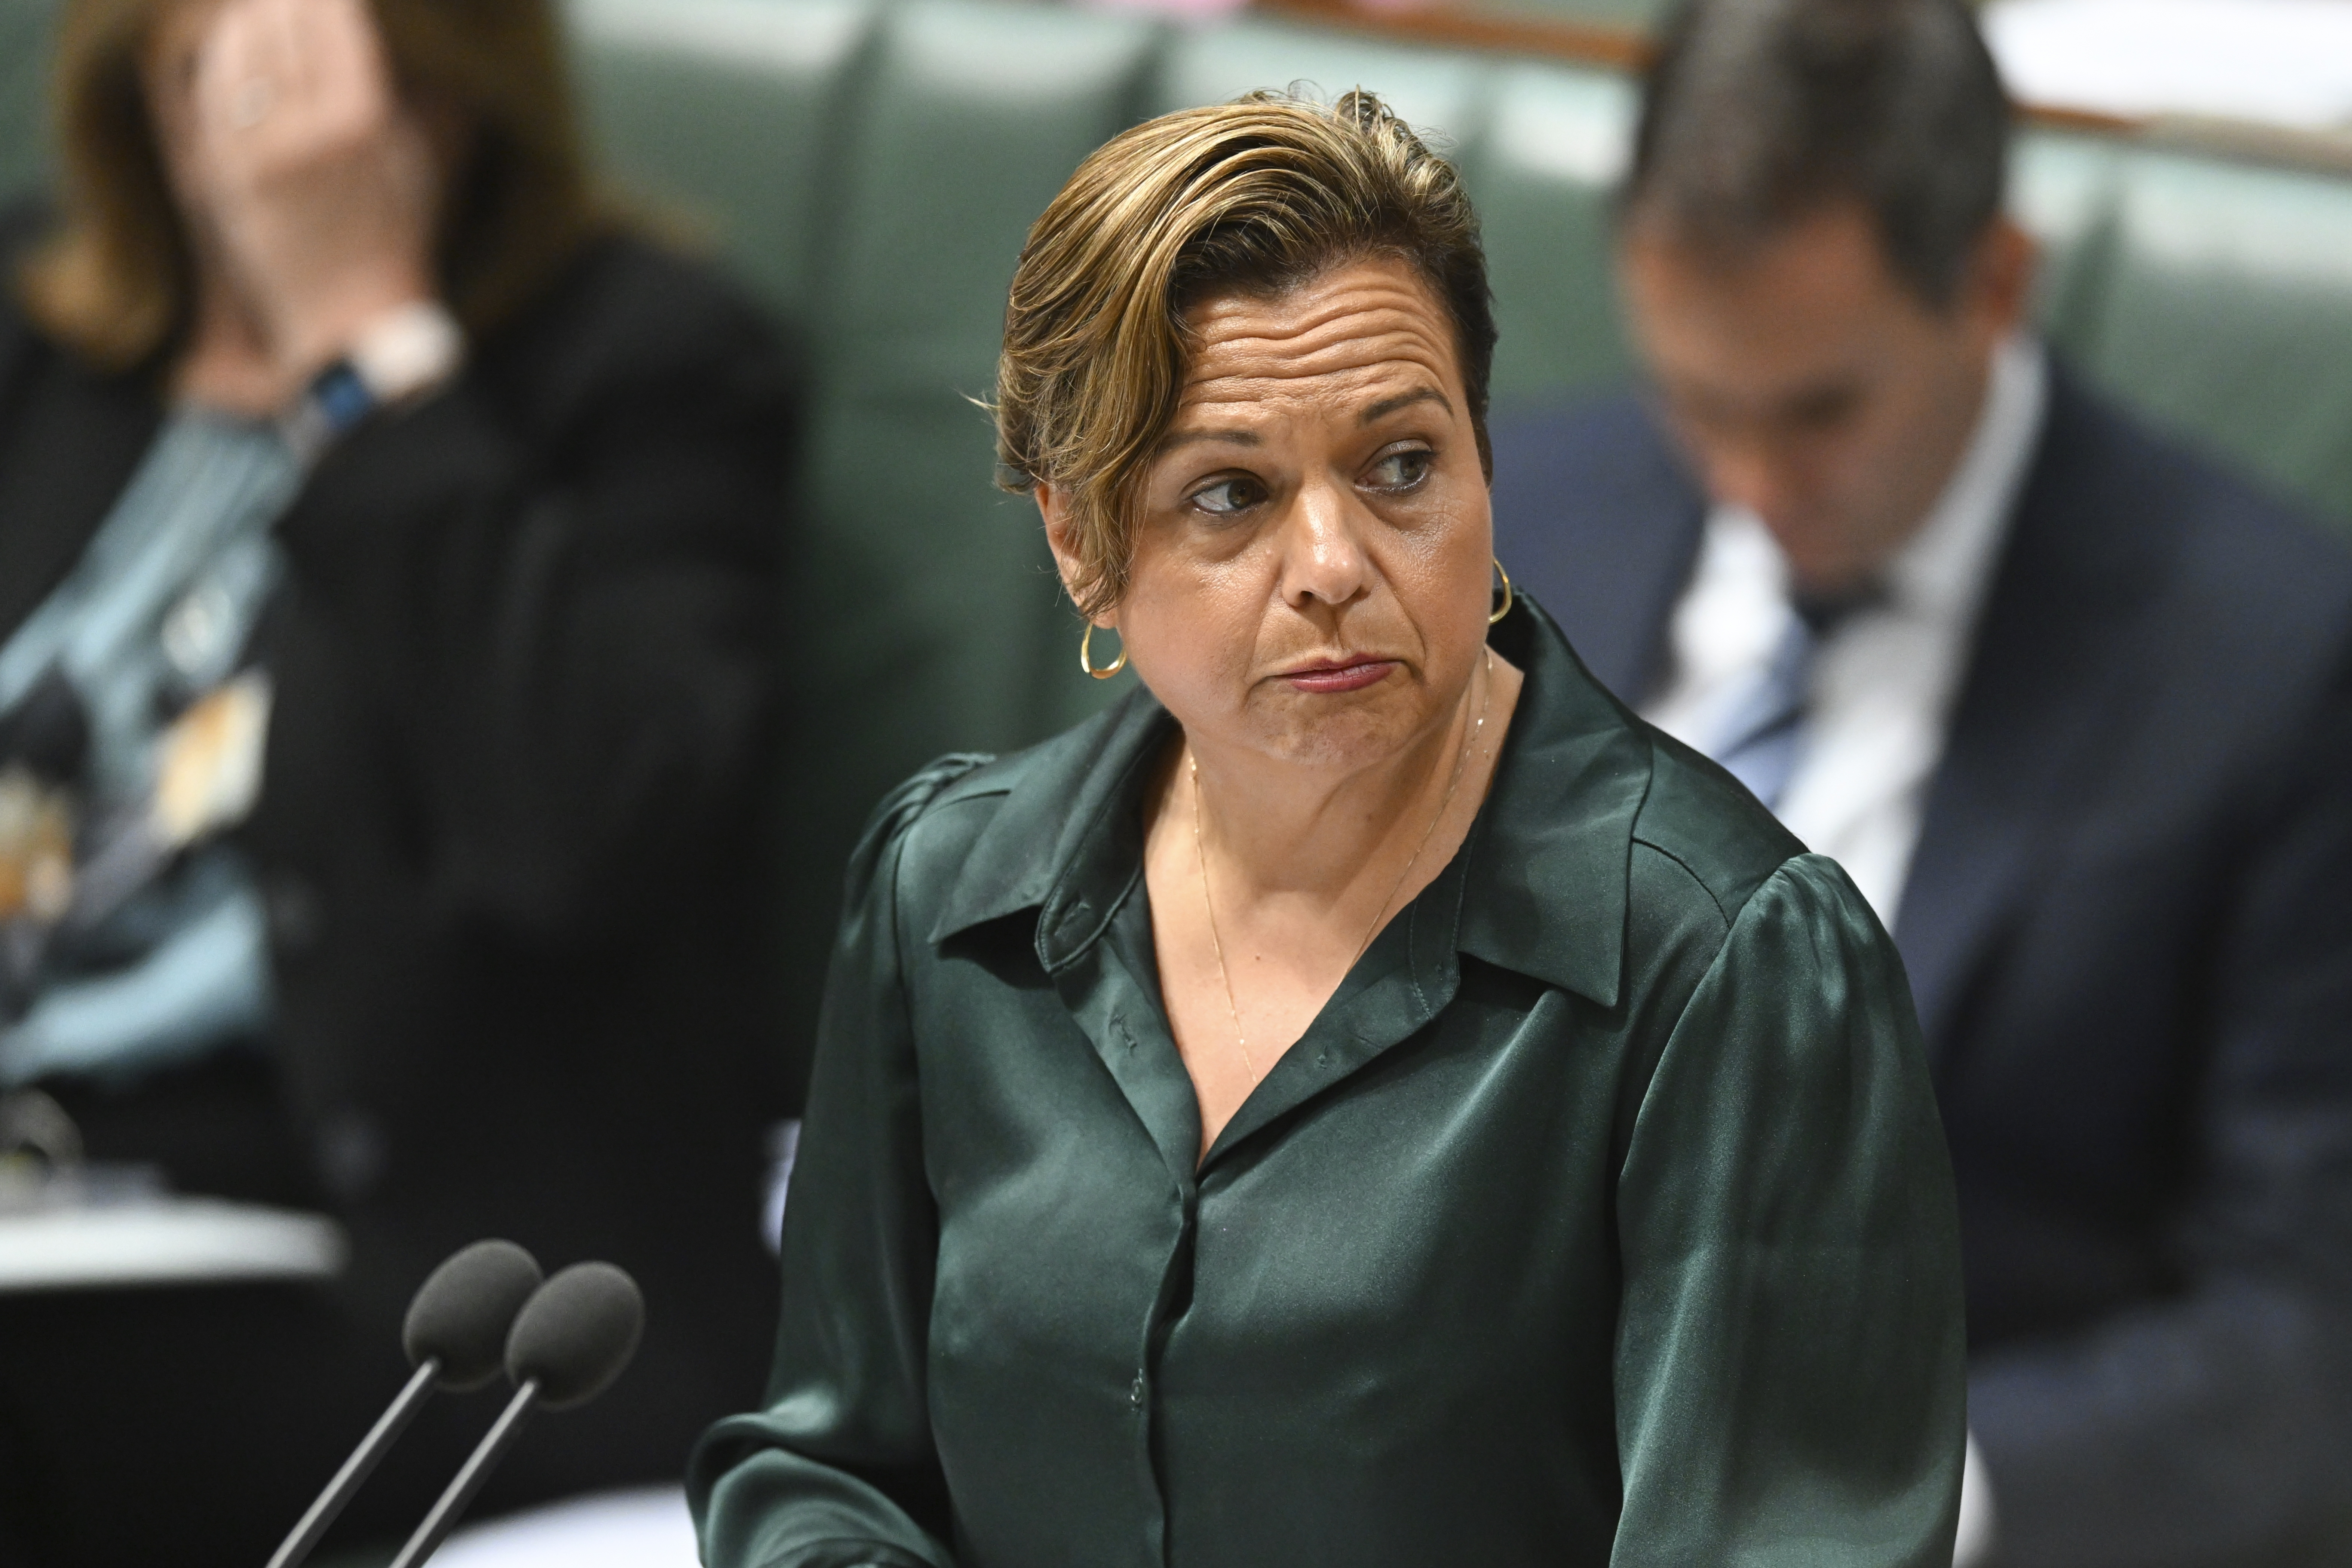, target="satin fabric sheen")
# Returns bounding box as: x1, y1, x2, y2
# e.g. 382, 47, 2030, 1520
691, 596, 1966, 1568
